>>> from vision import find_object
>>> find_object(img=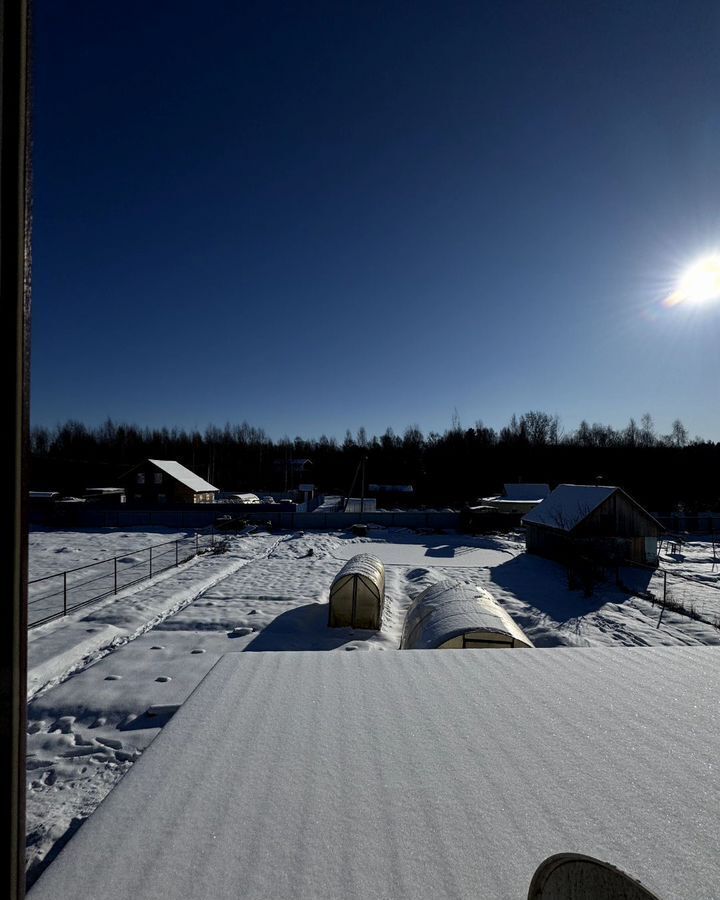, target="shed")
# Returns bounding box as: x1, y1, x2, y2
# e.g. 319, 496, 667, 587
400, 580, 533, 649
328, 554, 384, 630
522, 484, 663, 565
